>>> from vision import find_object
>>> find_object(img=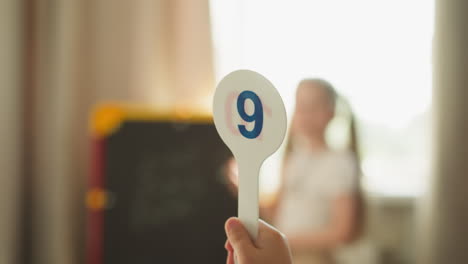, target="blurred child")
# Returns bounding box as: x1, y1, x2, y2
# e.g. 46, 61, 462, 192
271, 79, 364, 264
